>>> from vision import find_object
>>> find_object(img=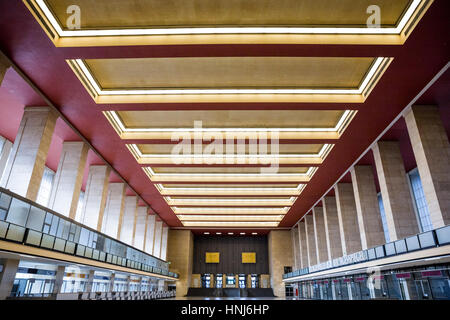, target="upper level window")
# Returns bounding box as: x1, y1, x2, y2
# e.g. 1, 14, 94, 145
377, 193, 390, 243
36, 166, 55, 207
407, 168, 433, 232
